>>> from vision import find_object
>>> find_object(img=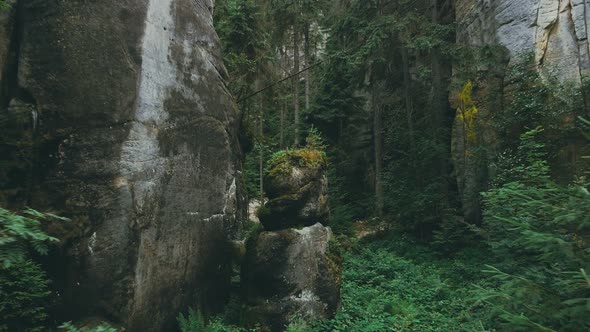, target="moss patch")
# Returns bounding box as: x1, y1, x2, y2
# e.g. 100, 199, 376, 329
267, 148, 327, 179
